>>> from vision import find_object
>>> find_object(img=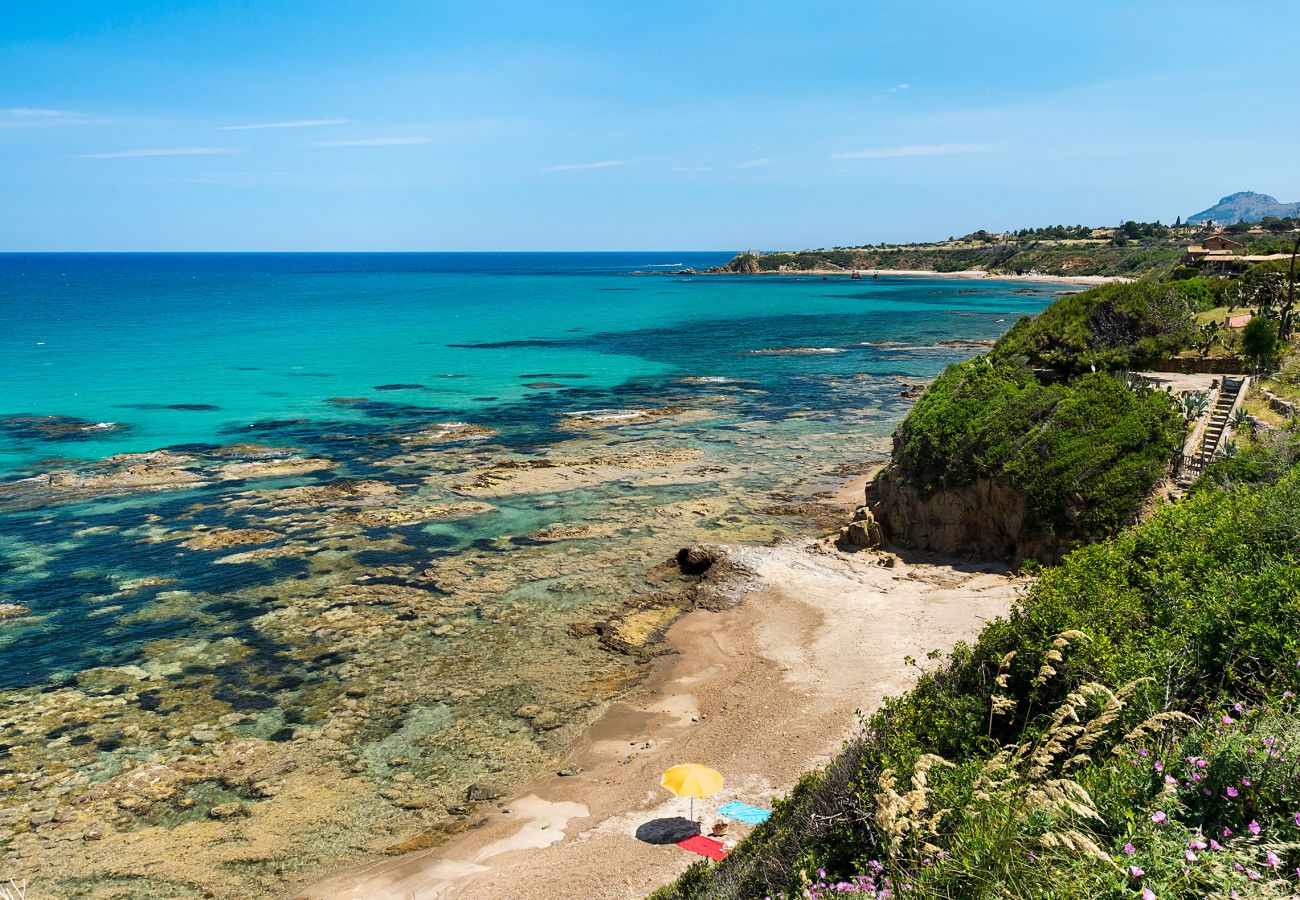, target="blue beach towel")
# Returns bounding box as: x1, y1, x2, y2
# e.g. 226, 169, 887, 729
716, 801, 771, 825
